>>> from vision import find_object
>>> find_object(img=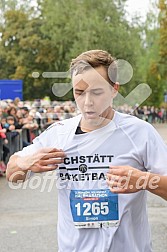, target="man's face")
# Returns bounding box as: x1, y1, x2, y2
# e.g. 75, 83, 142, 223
73, 66, 117, 128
